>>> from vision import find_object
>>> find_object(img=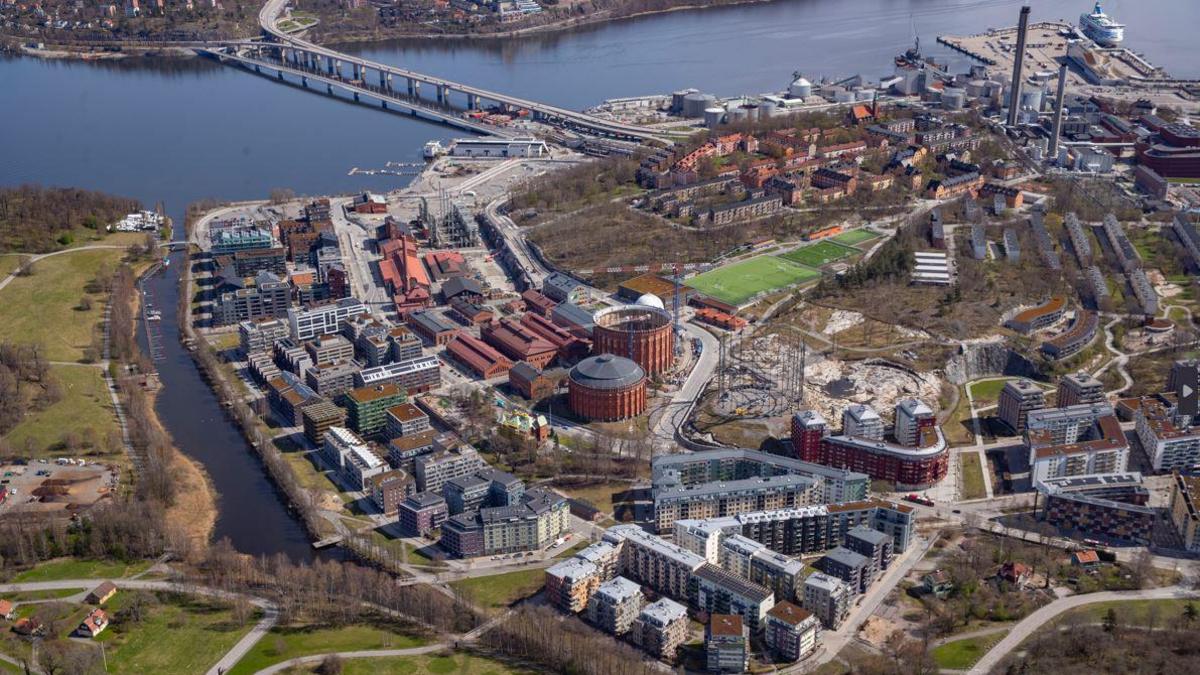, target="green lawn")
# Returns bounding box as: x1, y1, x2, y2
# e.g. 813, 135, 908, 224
366, 526, 443, 567
0, 588, 81, 601
450, 568, 545, 614
10, 557, 151, 583
323, 652, 528, 675
0, 254, 29, 280
0, 247, 128, 362
686, 255, 819, 305
1052, 598, 1197, 626
228, 623, 430, 675
831, 229, 879, 246
96, 592, 260, 674
1, 364, 121, 462
967, 378, 1018, 406
960, 451, 987, 500
781, 240, 858, 267
931, 630, 1008, 670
